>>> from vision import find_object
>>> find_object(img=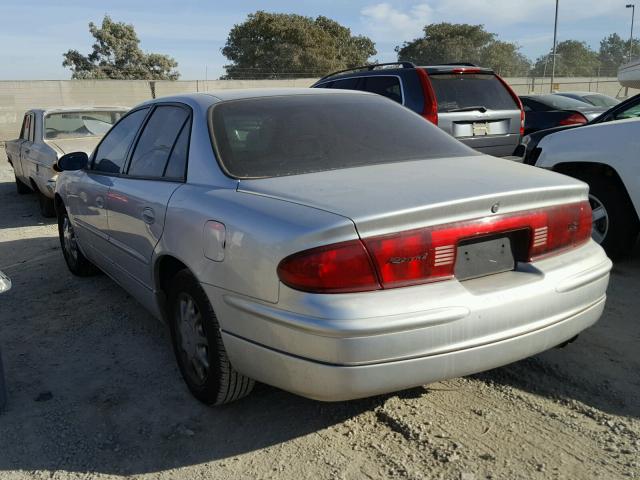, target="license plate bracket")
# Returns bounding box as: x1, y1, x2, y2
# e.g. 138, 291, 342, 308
455, 234, 516, 281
